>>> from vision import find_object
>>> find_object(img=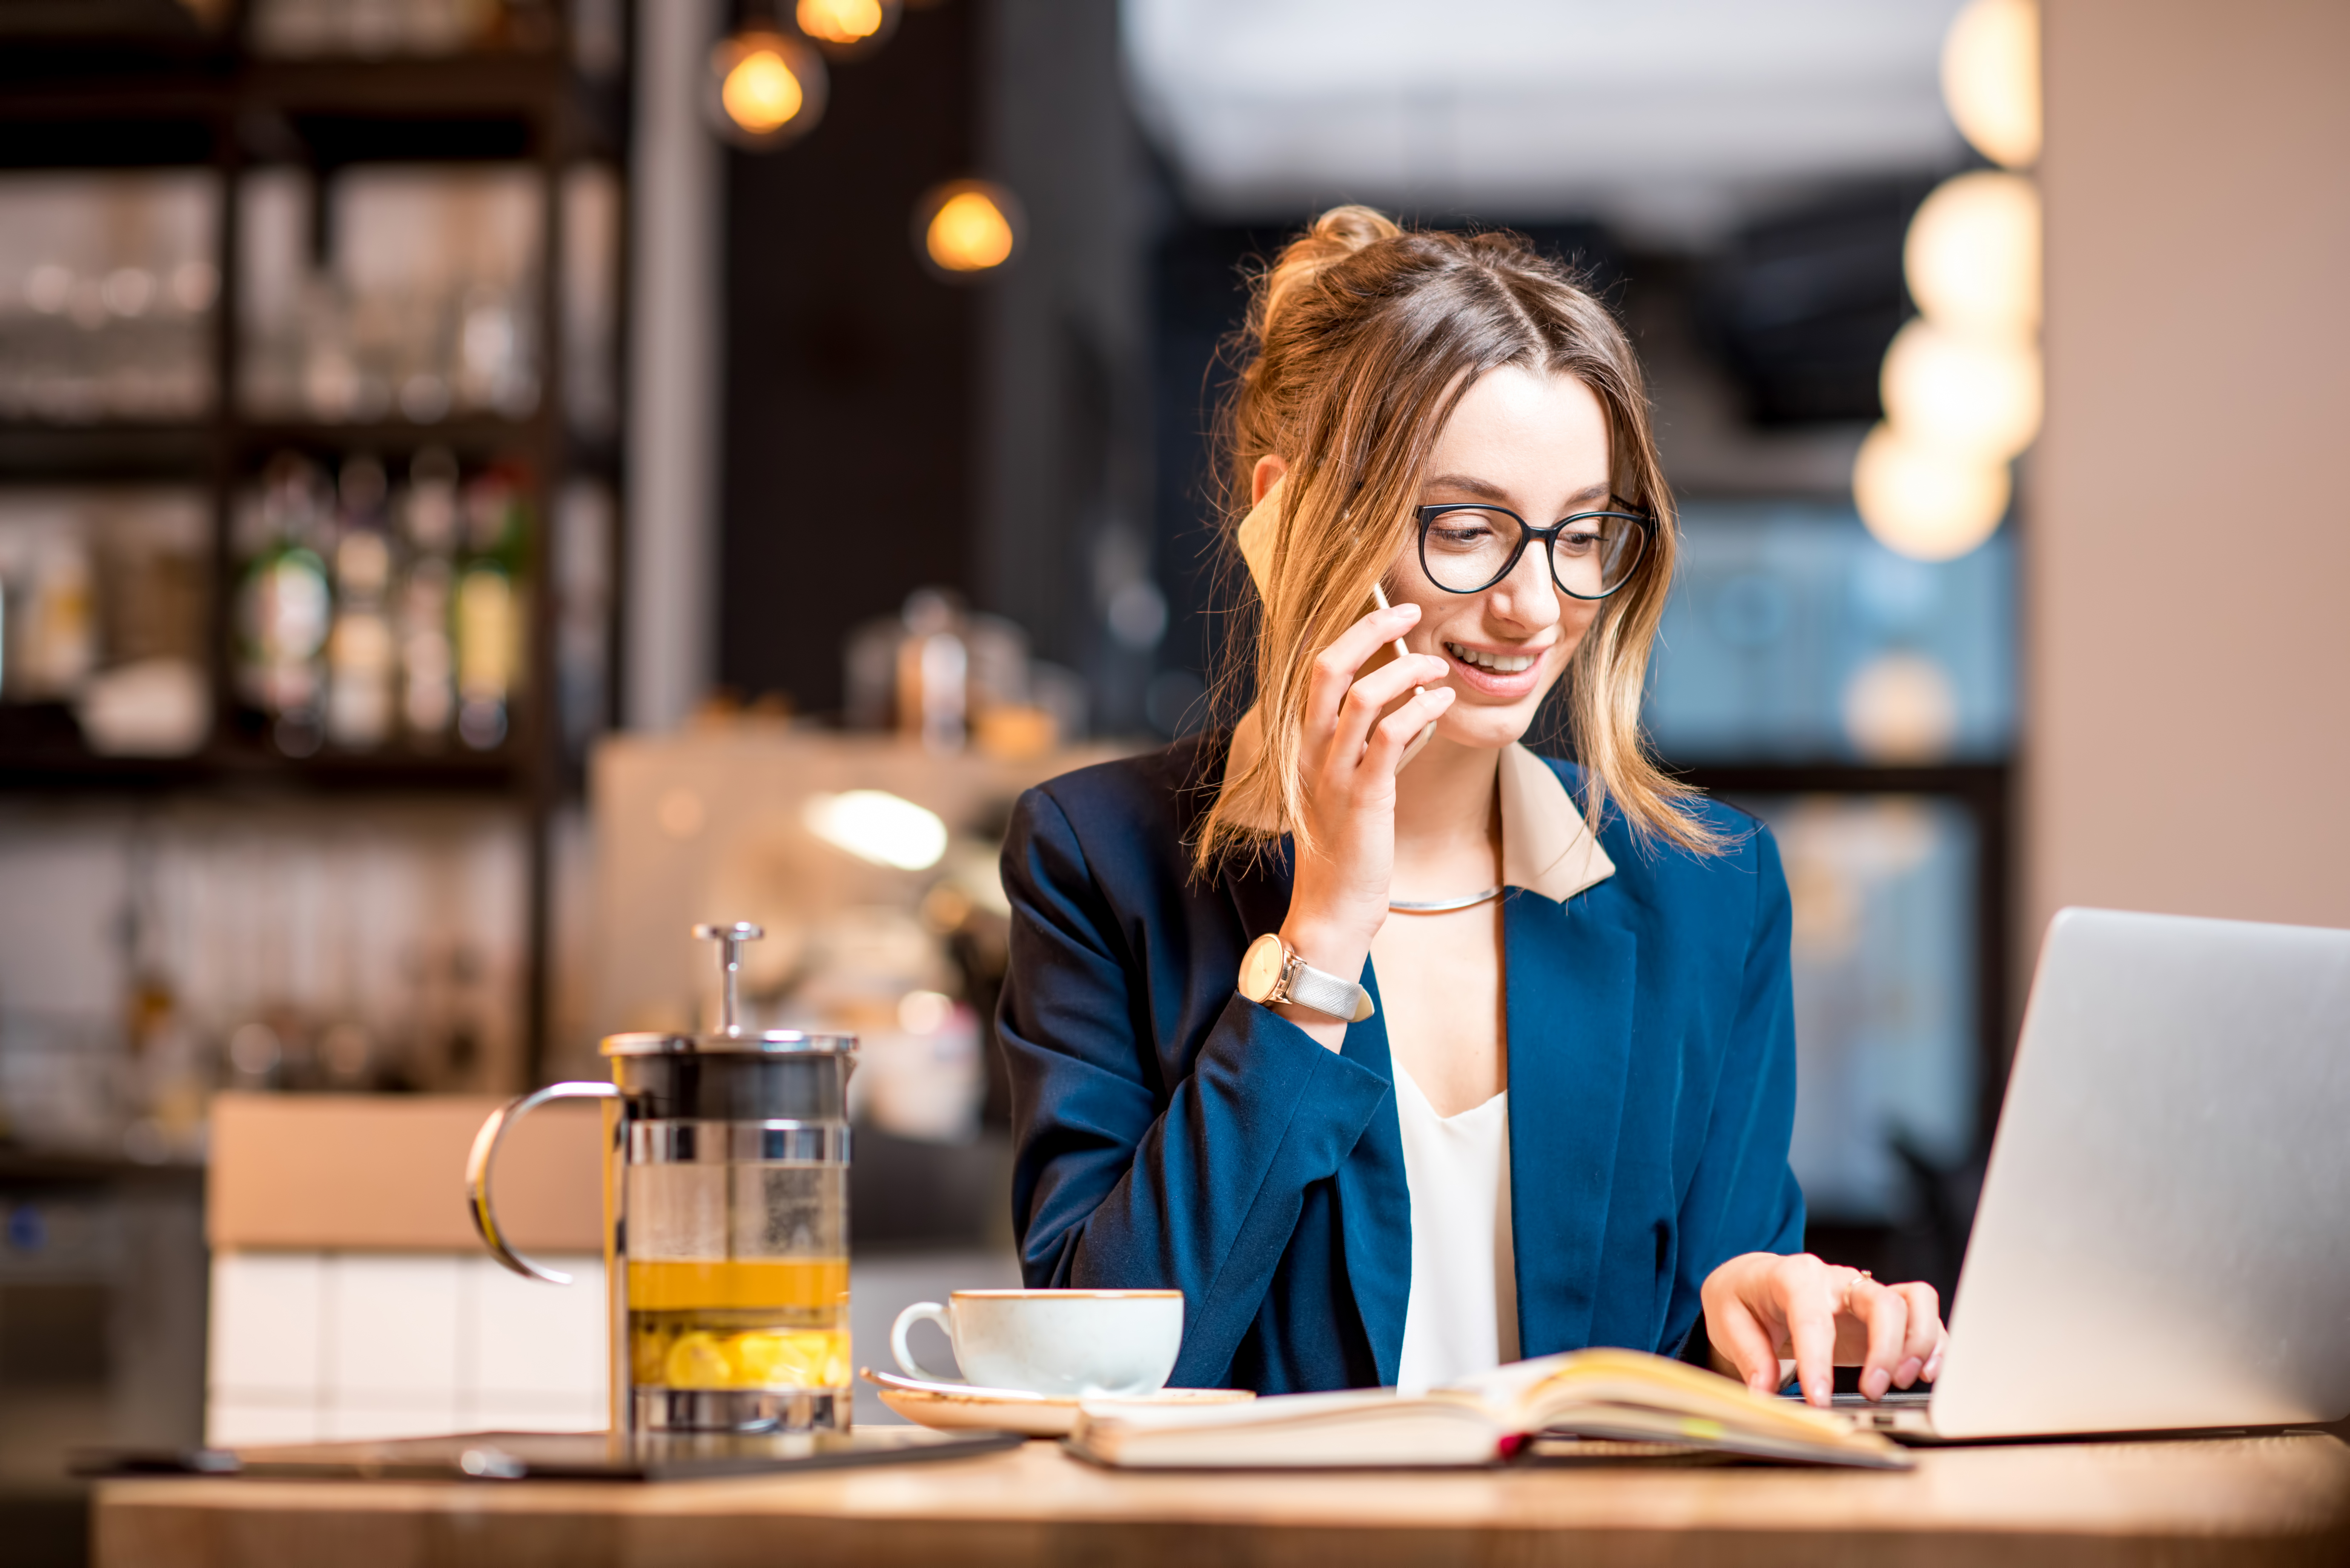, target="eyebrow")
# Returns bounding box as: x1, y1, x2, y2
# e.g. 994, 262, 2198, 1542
1422, 474, 1613, 511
